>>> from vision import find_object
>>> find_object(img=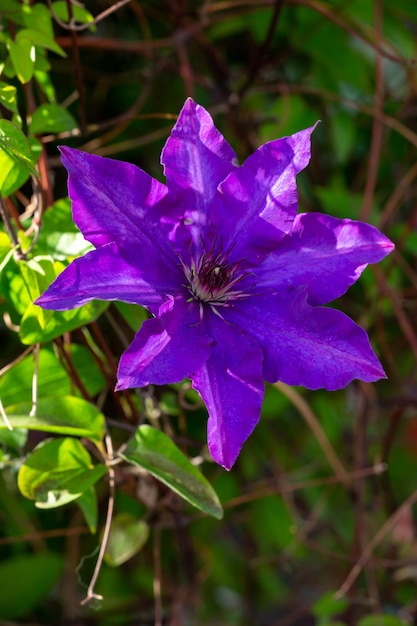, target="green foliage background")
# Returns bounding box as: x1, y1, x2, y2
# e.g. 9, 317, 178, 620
0, 1, 416, 624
